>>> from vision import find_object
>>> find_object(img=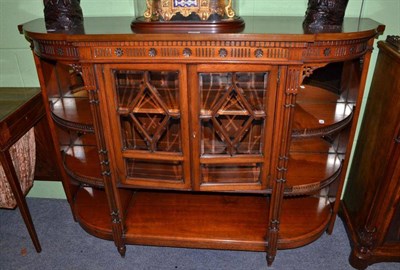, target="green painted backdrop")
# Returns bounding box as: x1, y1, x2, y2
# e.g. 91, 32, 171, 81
0, 0, 399, 199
